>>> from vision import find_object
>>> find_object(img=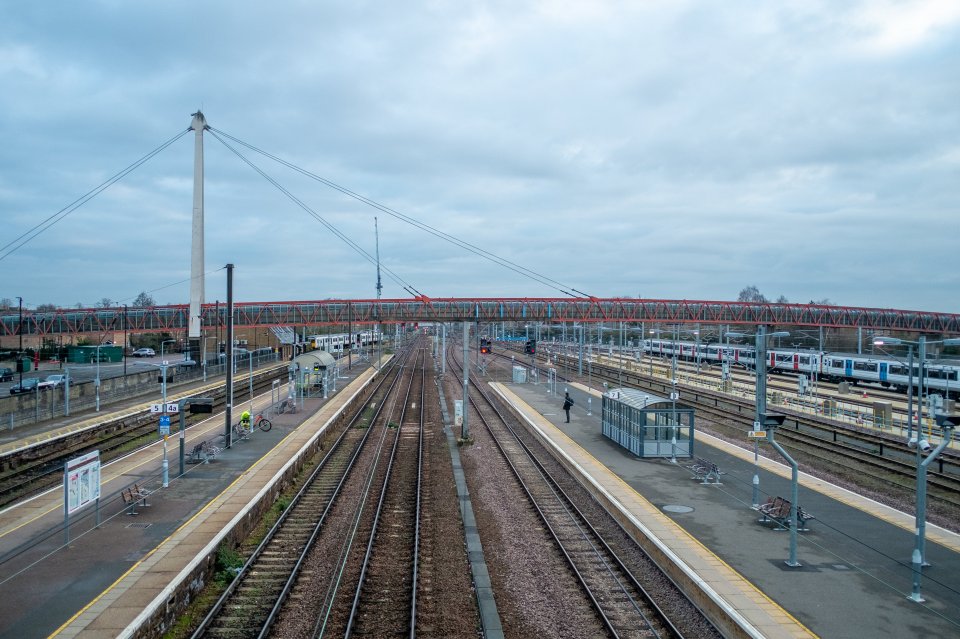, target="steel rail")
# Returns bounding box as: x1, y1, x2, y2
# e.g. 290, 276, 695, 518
448, 345, 684, 639
344, 346, 425, 637
522, 346, 960, 484
190, 353, 407, 639
312, 343, 420, 638
410, 346, 425, 639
